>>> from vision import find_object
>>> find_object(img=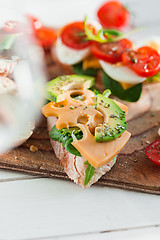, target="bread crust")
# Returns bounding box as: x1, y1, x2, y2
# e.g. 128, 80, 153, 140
47, 116, 115, 188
